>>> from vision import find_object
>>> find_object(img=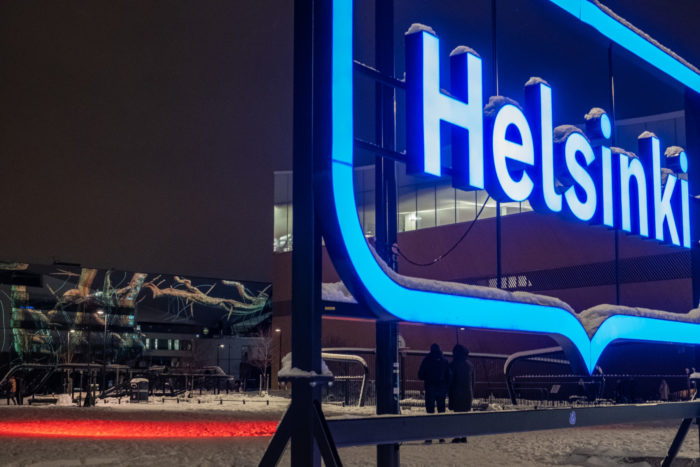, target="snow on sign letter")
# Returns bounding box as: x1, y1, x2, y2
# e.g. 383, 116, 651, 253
321, 0, 700, 376
405, 27, 690, 249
